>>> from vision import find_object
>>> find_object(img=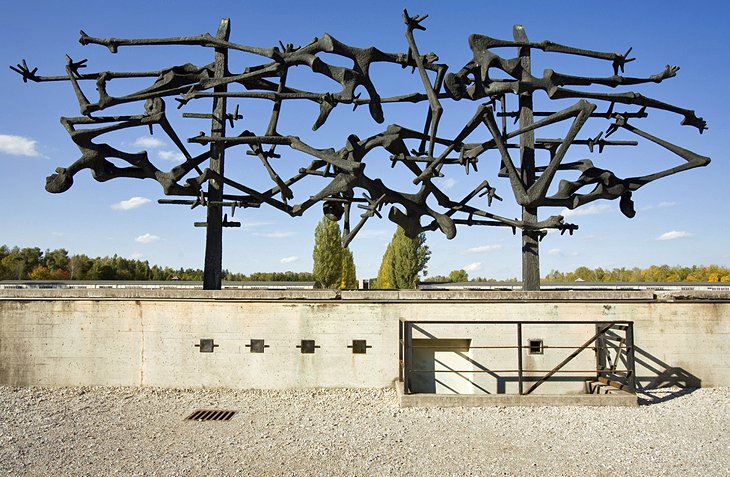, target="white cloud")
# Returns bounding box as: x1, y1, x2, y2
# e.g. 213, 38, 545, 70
255, 231, 295, 238
440, 178, 457, 190
129, 252, 144, 260
560, 203, 611, 218
133, 136, 165, 149
465, 244, 502, 254
463, 262, 482, 272
0, 134, 41, 157
547, 248, 579, 257
111, 196, 151, 210
135, 233, 160, 244
158, 150, 185, 162
280, 256, 299, 264
241, 220, 273, 231
642, 201, 677, 211
656, 230, 693, 241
